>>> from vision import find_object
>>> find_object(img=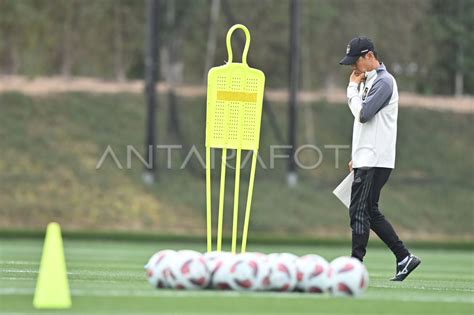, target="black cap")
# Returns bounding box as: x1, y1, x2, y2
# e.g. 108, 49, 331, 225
339, 37, 375, 65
